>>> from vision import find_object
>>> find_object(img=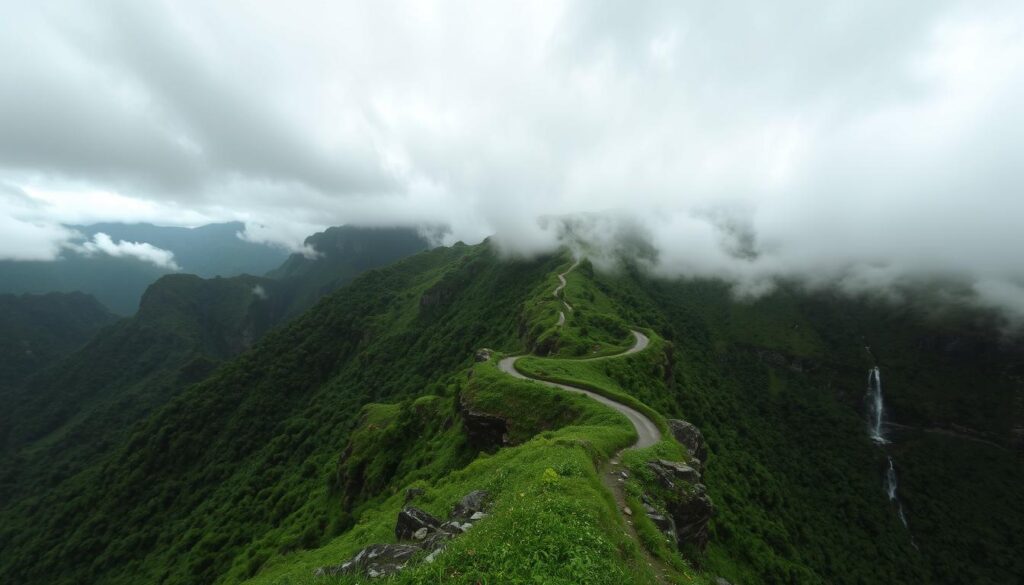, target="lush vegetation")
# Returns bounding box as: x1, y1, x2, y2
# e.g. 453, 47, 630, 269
0, 291, 115, 388
2, 243, 1020, 585
0, 227, 431, 509
586, 264, 1024, 584
234, 255, 709, 584
0, 242, 567, 584
267, 226, 430, 319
